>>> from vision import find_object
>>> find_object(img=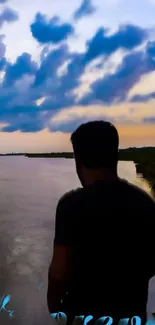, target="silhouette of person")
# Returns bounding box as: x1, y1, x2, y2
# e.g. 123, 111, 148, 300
47, 121, 155, 325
